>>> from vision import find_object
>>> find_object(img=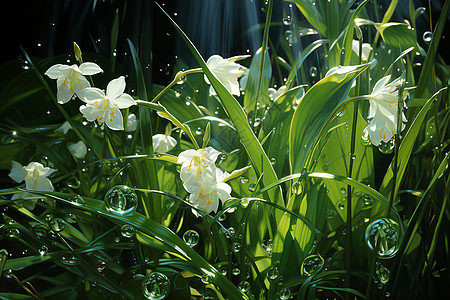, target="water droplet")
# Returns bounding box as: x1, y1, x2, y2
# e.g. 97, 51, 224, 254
282, 16, 292, 25
183, 230, 200, 247
360, 194, 374, 209
49, 218, 66, 232
340, 187, 346, 194
361, 129, 371, 146
201, 274, 213, 284
423, 31, 433, 43
248, 183, 256, 192
270, 157, 276, 165
238, 280, 250, 293
33, 225, 48, 238
38, 245, 48, 255
3, 269, 13, 279
121, 225, 135, 238
365, 218, 401, 258
309, 66, 318, 77
232, 268, 241, 276
379, 139, 395, 154
64, 213, 77, 224
376, 262, 390, 284
240, 176, 249, 184
268, 266, 279, 281
70, 195, 85, 205
142, 272, 171, 300
338, 203, 345, 210
284, 30, 293, 40
232, 242, 241, 253
6, 228, 20, 239
292, 181, 303, 195
301, 254, 324, 276
279, 287, 291, 300
240, 198, 250, 208
176, 75, 186, 85
104, 185, 138, 215
60, 255, 80, 265
2, 131, 19, 144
